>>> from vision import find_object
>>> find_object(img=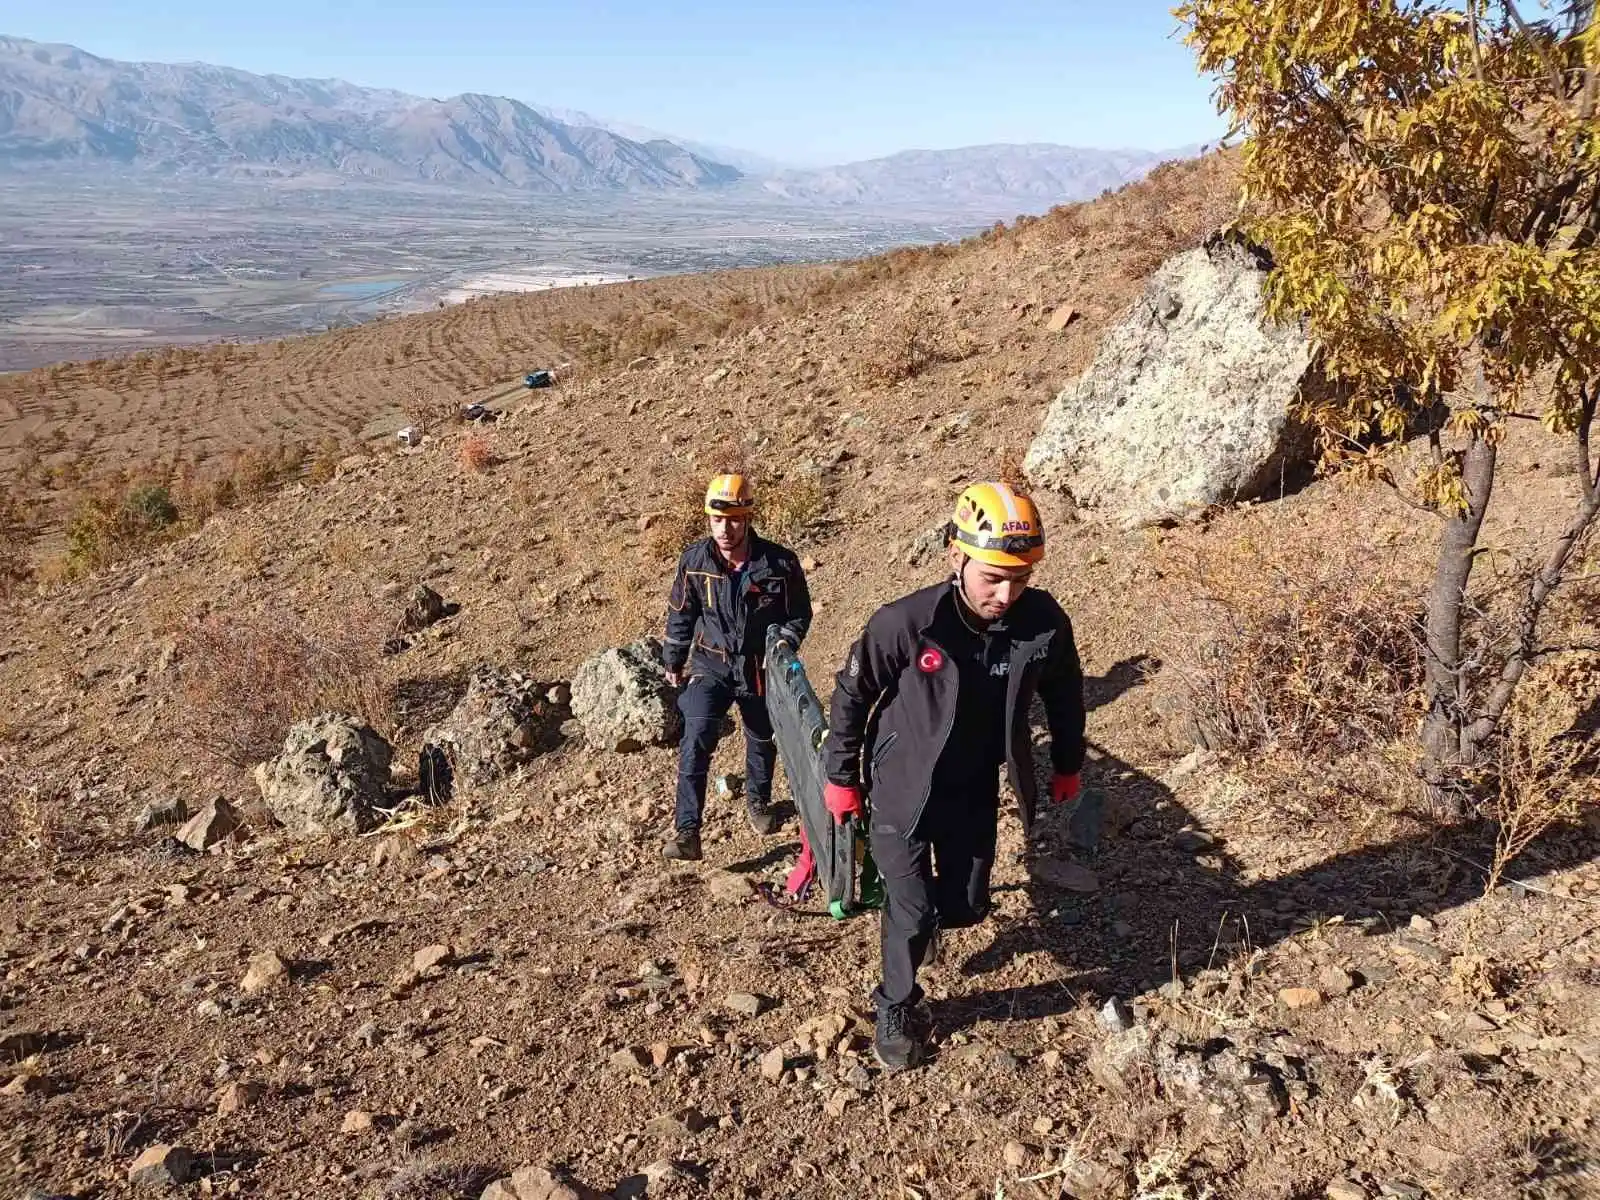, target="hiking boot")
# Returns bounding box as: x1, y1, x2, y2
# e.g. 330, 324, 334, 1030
745, 801, 780, 836
874, 1001, 923, 1071
662, 830, 702, 861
